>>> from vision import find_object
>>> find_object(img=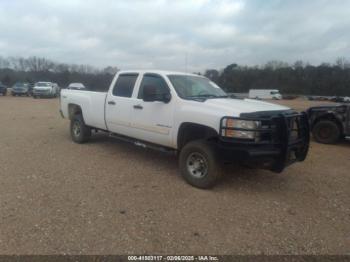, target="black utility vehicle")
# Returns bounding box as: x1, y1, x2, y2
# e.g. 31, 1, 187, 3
0, 82, 7, 96
307, 104, 350, 144
11, 82, 31, 96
